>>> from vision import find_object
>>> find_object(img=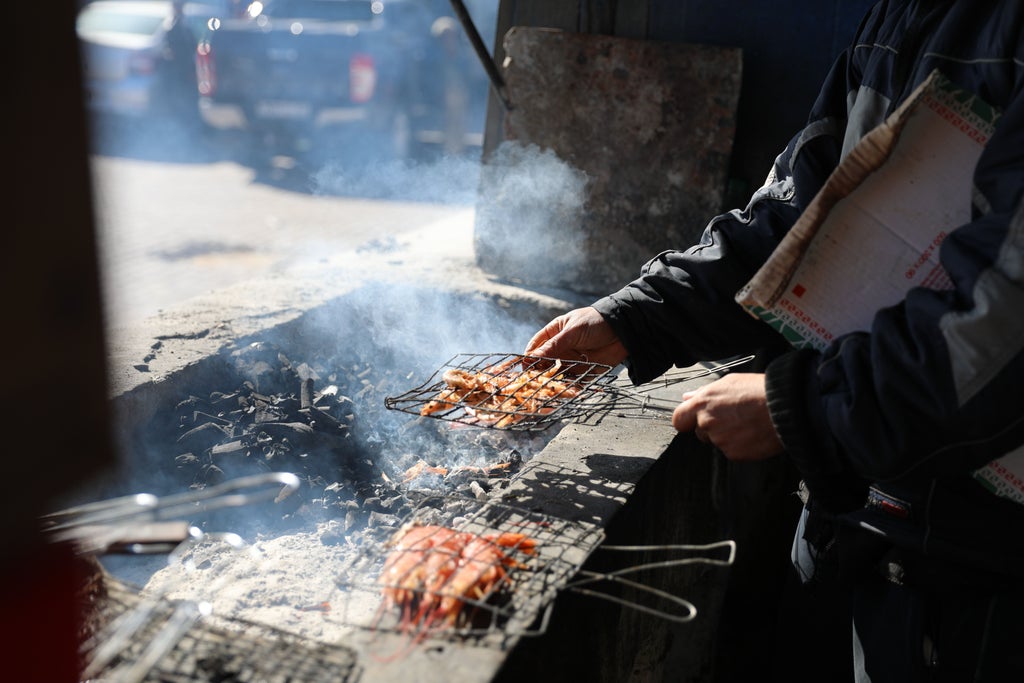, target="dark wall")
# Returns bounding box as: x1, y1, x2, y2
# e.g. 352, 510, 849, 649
487, 0, 877, 205
646, 0, 876, 199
